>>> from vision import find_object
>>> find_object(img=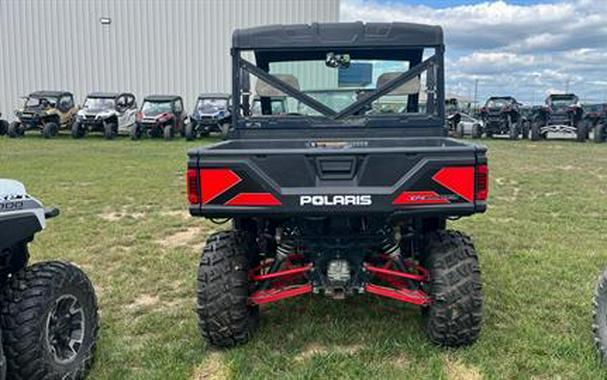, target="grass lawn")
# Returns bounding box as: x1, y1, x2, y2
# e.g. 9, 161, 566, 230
1, 134, 607, 379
